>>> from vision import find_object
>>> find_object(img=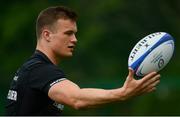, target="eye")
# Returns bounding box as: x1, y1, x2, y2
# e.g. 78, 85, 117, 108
64, 31, 74, 36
